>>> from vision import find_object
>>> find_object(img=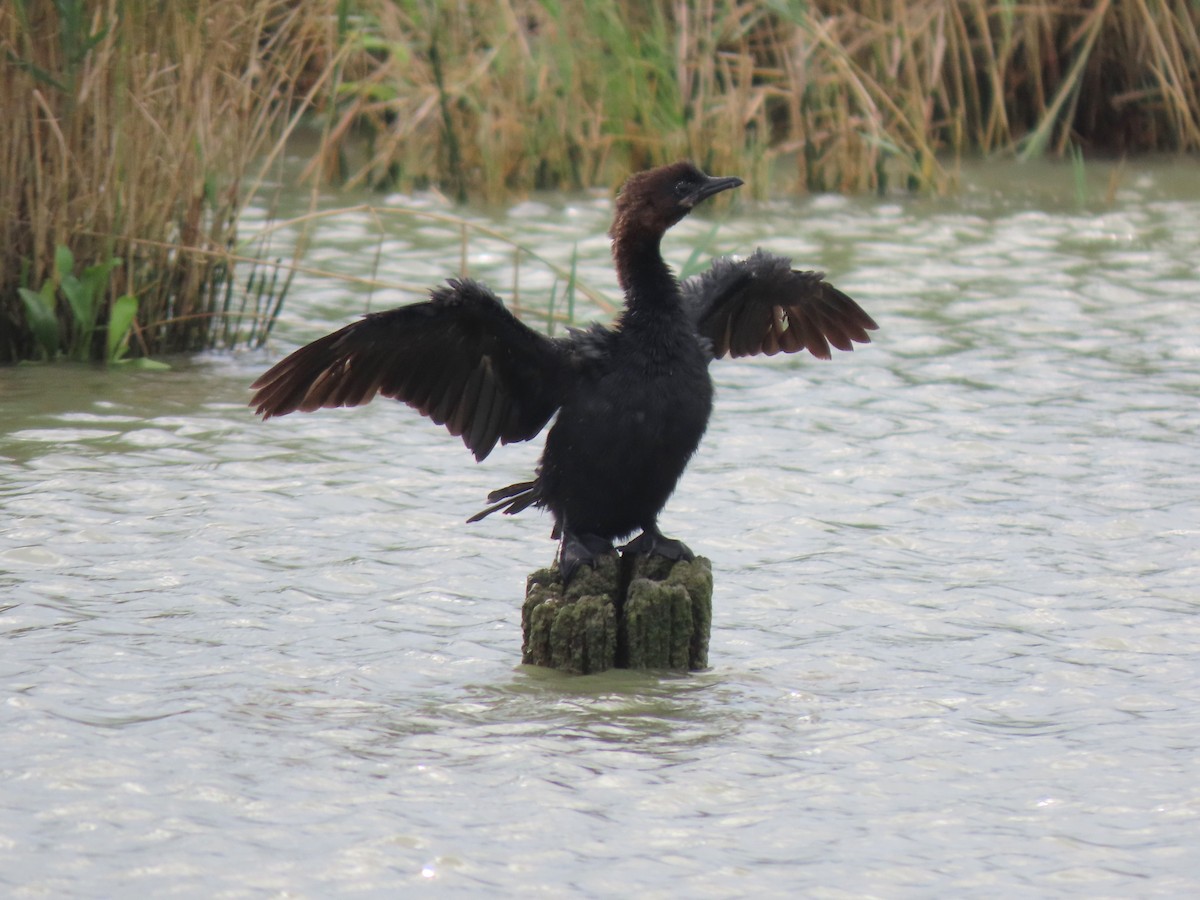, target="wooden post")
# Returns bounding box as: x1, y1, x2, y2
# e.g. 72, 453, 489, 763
521, 553, 712, 674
